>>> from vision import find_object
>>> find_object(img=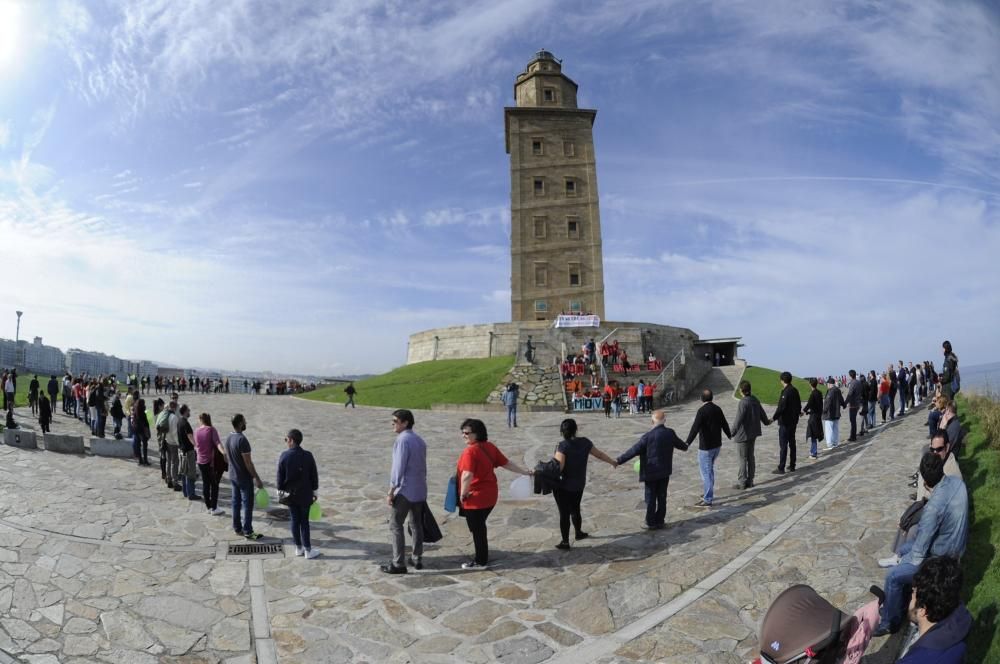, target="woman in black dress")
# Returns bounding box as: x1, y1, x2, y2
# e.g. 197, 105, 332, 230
550, 419, 617, 550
